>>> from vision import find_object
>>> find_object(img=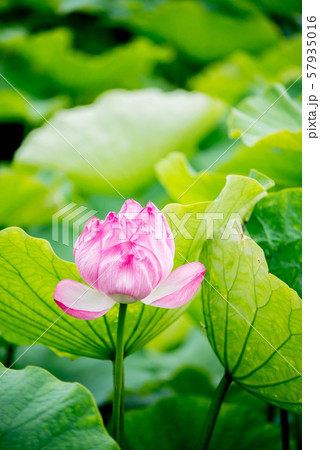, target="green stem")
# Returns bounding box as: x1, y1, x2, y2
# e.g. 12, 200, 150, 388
120, 370, 125, 437
4, 344, 16, 368
280, 409, 290, 450
267, 404, 276, 422
199, 373, 232, 449
112, 303, 127, 445
293, 414, 302, 450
